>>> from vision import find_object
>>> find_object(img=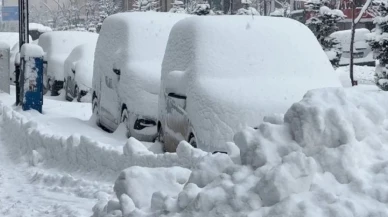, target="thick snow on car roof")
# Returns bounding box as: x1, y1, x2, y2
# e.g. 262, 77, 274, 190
161, 16, 341, 152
